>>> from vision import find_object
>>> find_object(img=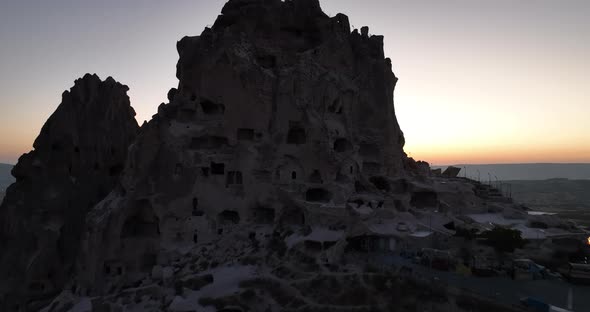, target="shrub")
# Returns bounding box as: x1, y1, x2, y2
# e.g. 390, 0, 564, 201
480, 226, 526, 253
454, 226, 478, 240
